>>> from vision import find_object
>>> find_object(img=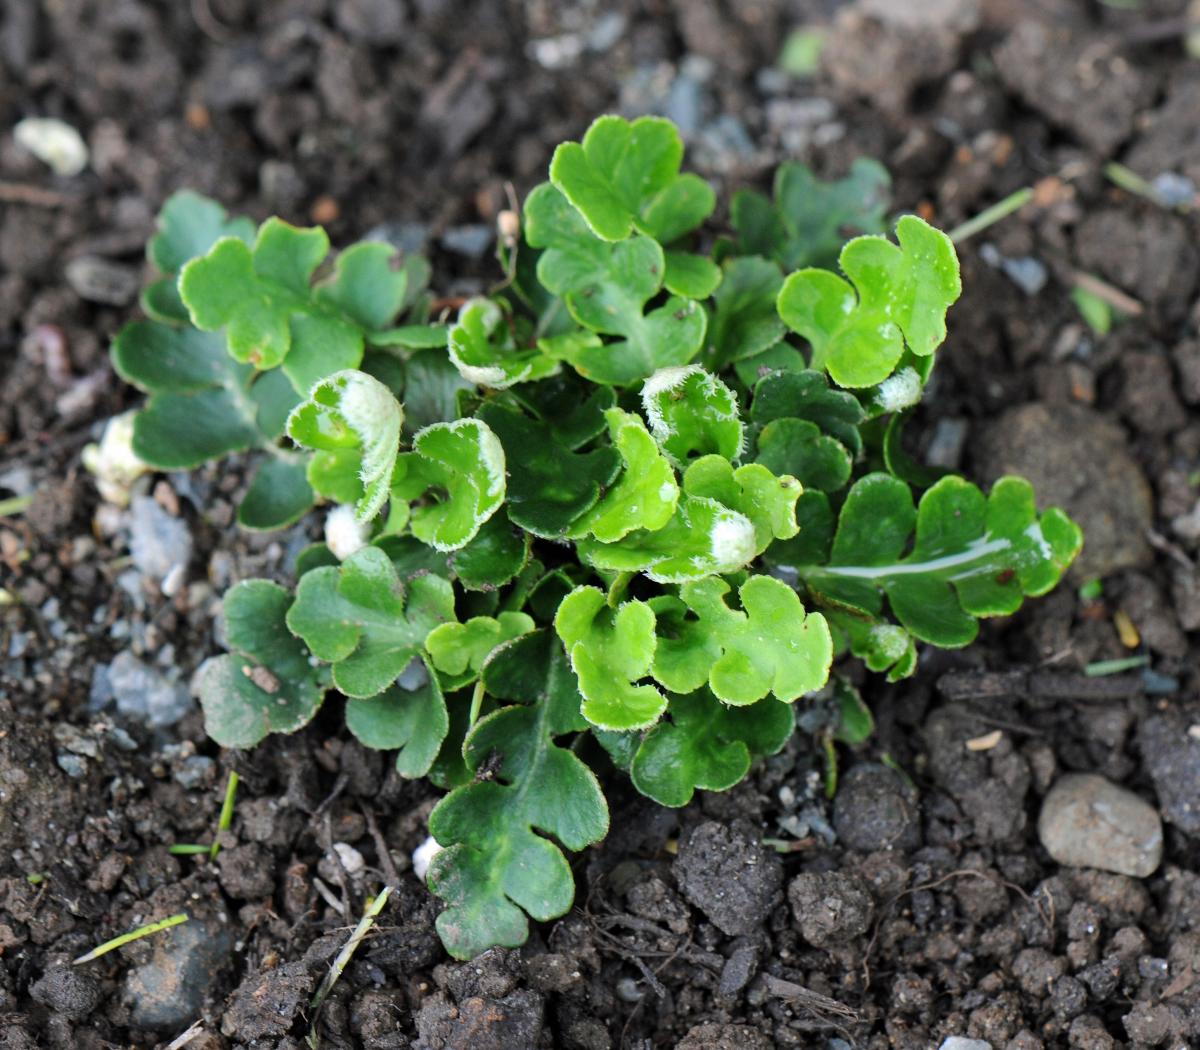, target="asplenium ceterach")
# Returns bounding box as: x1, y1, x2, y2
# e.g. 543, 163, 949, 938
109, 115, 1082, 960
